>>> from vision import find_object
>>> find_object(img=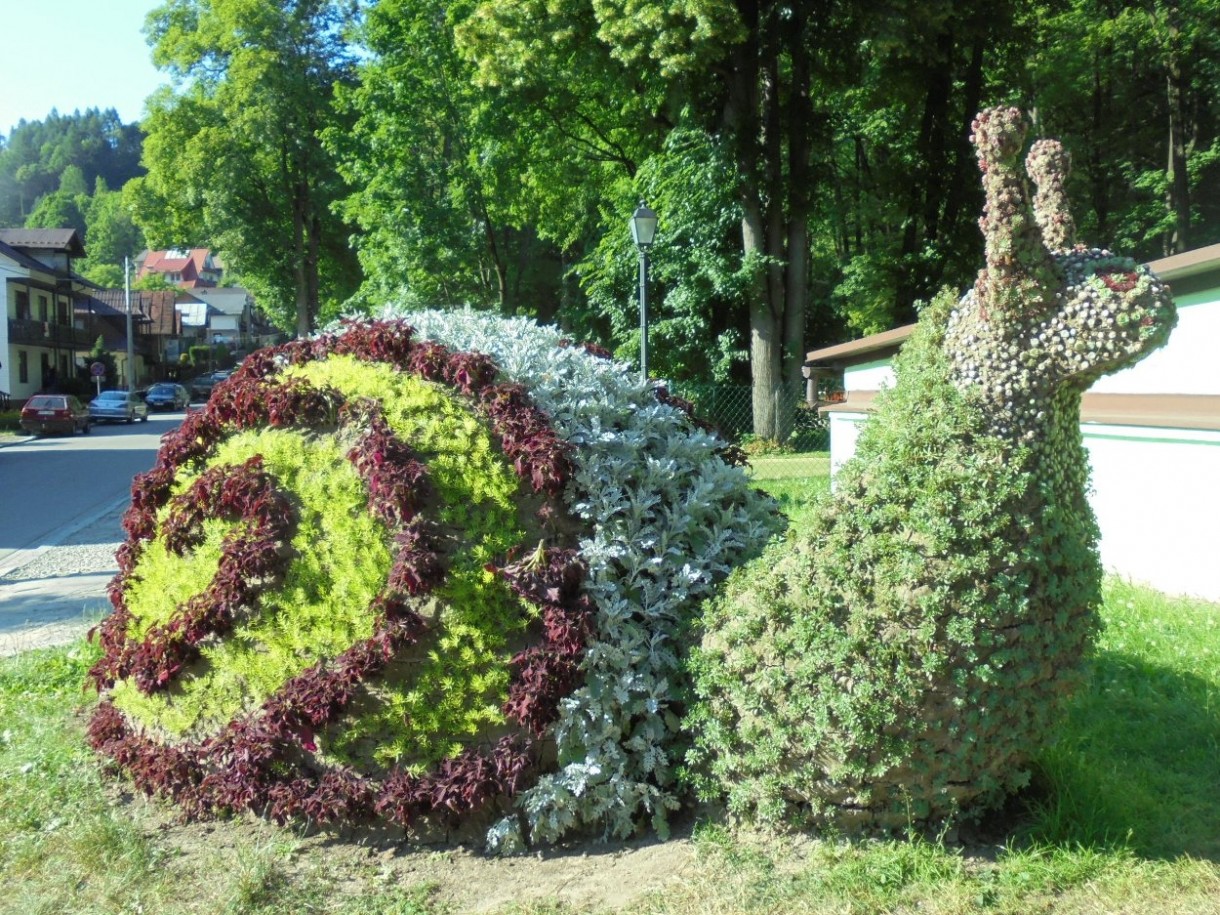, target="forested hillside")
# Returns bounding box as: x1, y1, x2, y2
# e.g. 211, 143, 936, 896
0, 108, 145, 287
